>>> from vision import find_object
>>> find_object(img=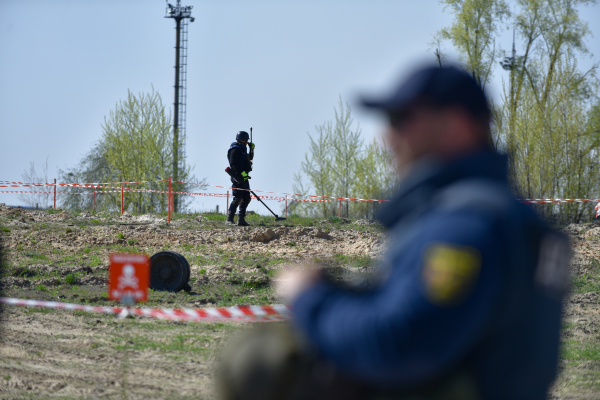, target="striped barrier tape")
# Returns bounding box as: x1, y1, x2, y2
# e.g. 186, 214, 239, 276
0, 180, 167, 188
0, 188, 161, 194
2, 188, 222, 197
0, 191, 93, 195
0, 190, 54, 194
0, 190, 143, 195
134, 189, 331, 203
5, 179, 600, 206
1, 184, 123, 190
0, 183, 57, 188
177, 181, 388, 203
518, 199, 600, 204
0, 189, 331, 204
181, 181, 600, 205
91, 188, 282, 202
1, 181, 347, 202
0, 297, 292, 322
